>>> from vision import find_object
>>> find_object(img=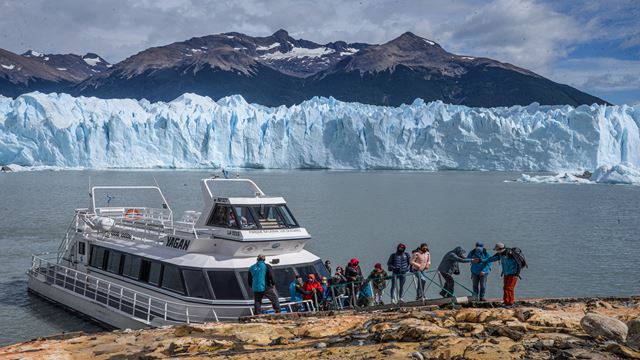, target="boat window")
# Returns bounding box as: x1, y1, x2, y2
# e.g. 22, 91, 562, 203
161, 264, 185, 295
122, 255, 141, 280
231, 206, 258, 229
140, 260, 162, 286
106, 251, 122, 274
313, 260, 330, 278
250, 205, 285, 229
239, 270, 253, 297
273, 267, 297, 296
78, 242, 86, 256
89, 246, 107, 269
183, 269, 213, 299
206, 204, 238, 229
149, 262, 162, 286
277, 205, 298, 227
208, 271, 245, 300
296, 265, 319, 280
